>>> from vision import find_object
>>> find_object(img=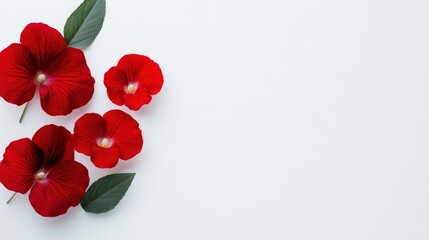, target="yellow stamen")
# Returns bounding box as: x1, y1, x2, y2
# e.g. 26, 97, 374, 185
35, 73, 47, 84
36, 171, 46, 181
126, 84, 137, 94
101, 138, 110, 148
